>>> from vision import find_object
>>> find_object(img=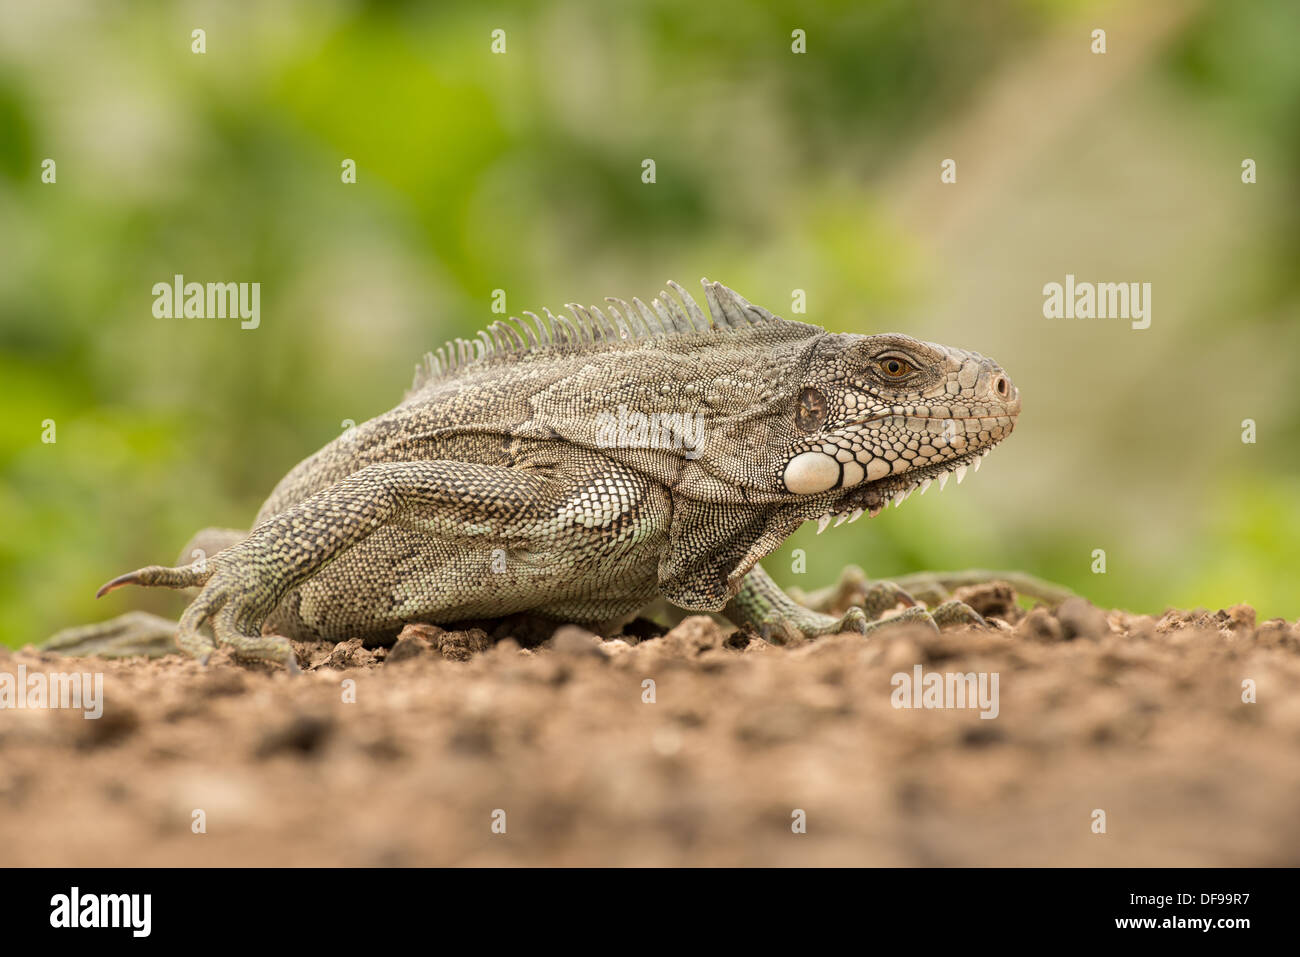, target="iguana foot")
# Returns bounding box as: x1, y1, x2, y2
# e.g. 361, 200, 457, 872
869, 605, 942, 634
755, 602, 950, 642
799, 564, 1070, 622
99, 557, 298, 669
753, 604, 868, 643
729, 562, 999, 644
839, 601, 987, 636
801, 565, 1077, 610
40, 527, 258, 661
175, 567, 298, 669
886, 569, 1075, 606
727, 562, 929, 643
